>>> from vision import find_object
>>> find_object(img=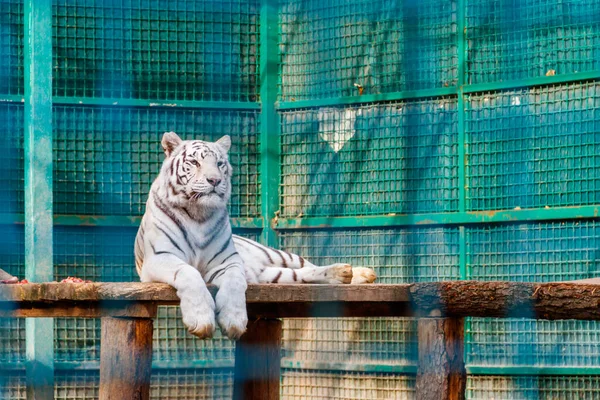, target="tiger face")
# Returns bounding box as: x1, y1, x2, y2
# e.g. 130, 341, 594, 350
161, 131, 233, 209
